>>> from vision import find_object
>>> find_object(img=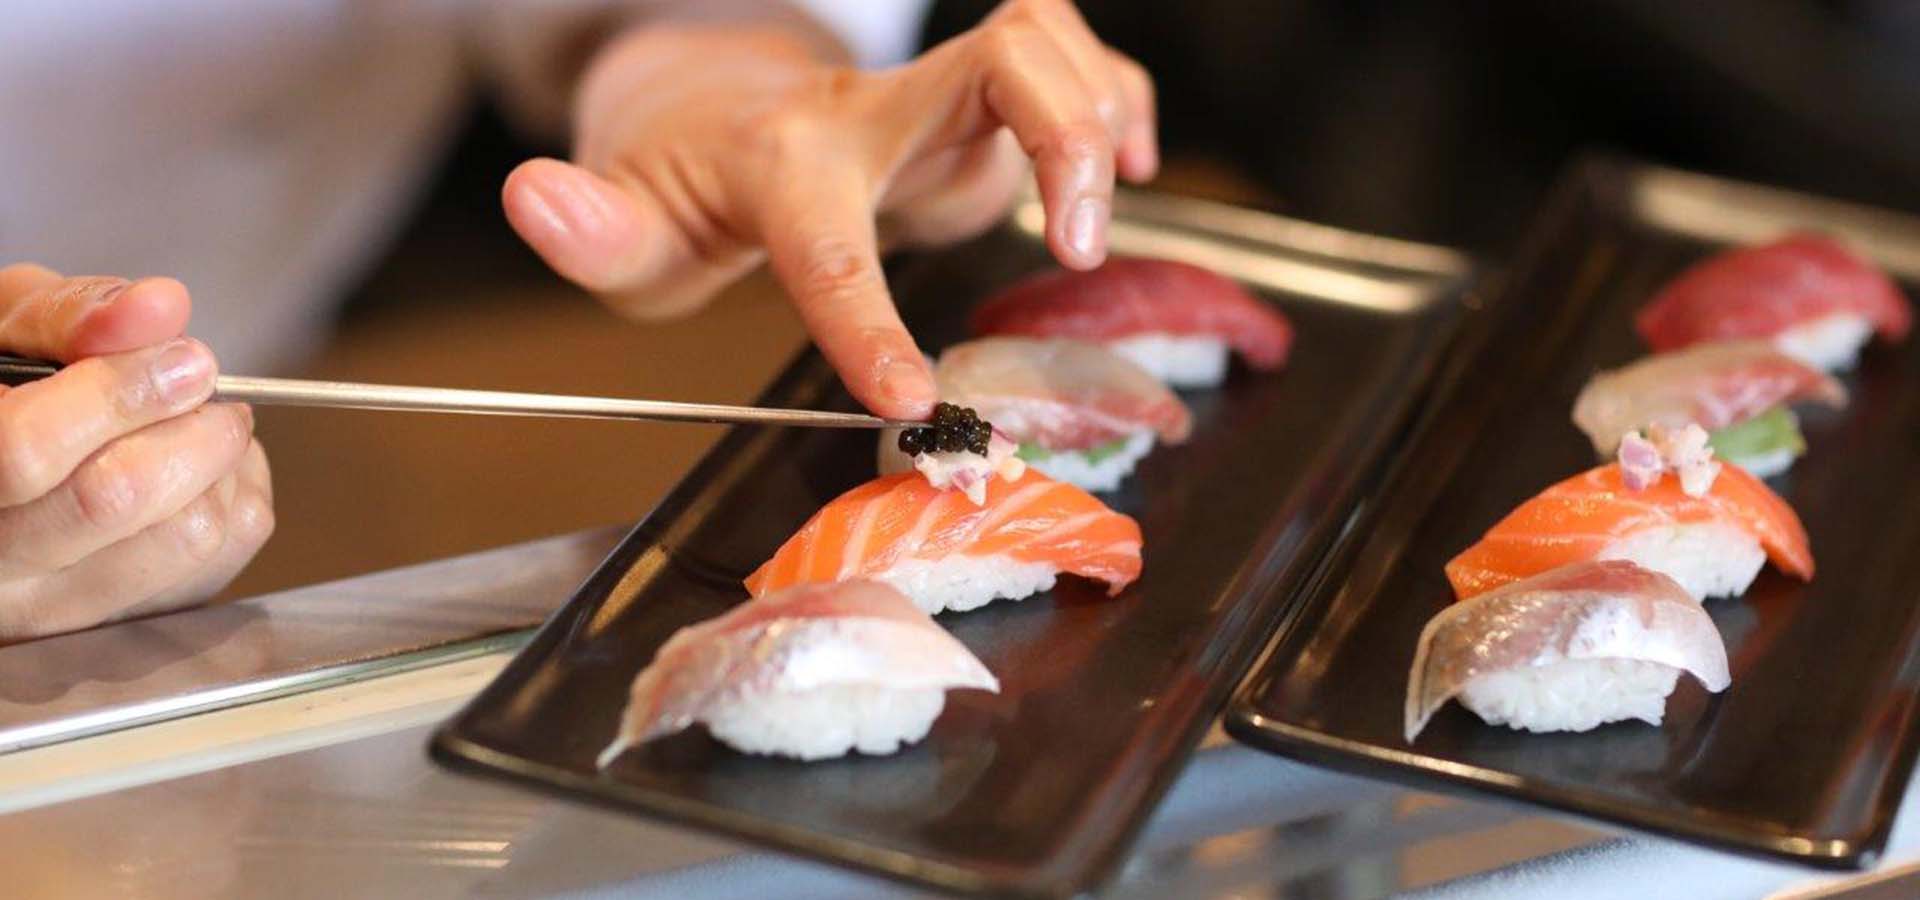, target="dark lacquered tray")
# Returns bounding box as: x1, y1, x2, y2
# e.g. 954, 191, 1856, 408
1226, 157, 1920, 870
428, 190, 1470, 899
